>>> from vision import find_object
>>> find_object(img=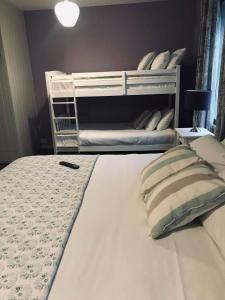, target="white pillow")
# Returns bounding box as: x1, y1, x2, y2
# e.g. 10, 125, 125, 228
137, 52, 156, 70
145, 110, 161, 131
167, 48, 186, 69
200, 169, 225, 258
190, 135, 225, 172
151, 51, 170, 70
157, 109, 174, 131
134, 110, 149, 129
135, 111, 152, 130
